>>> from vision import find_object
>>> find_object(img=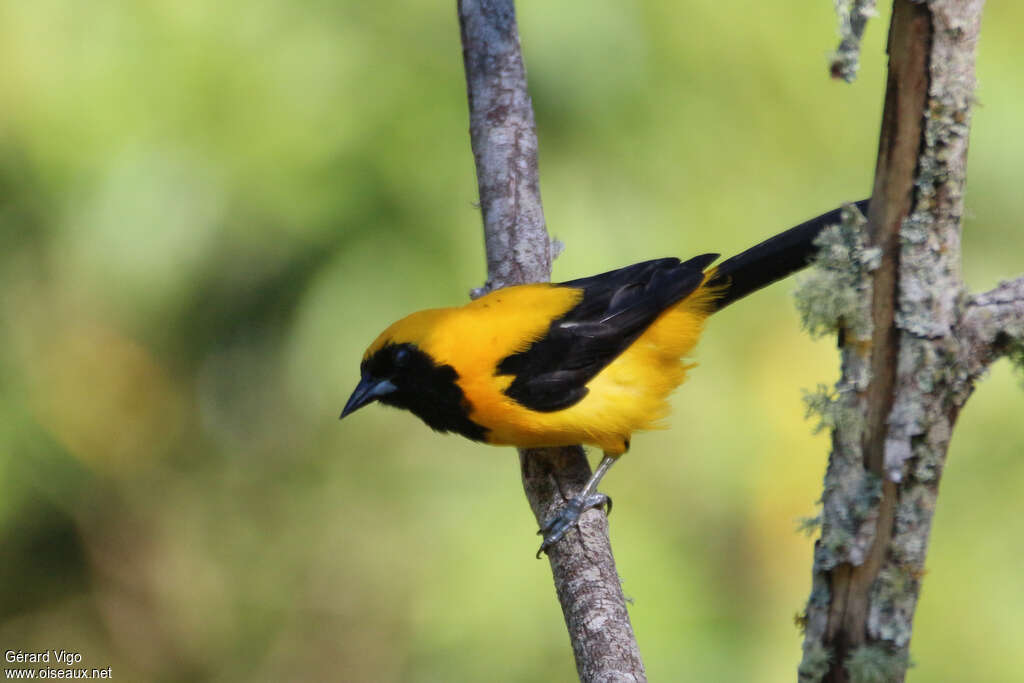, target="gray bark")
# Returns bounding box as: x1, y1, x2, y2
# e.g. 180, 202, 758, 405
830, 0, 879, 81
457, 1, 646, 681
798, 1, 1024, 681
961, 278, 1024, 379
